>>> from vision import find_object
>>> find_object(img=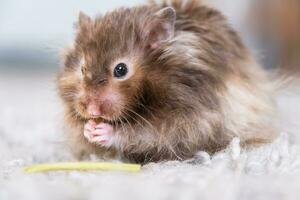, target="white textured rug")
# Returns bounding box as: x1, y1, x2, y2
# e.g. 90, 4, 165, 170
1, 72, 300, 200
